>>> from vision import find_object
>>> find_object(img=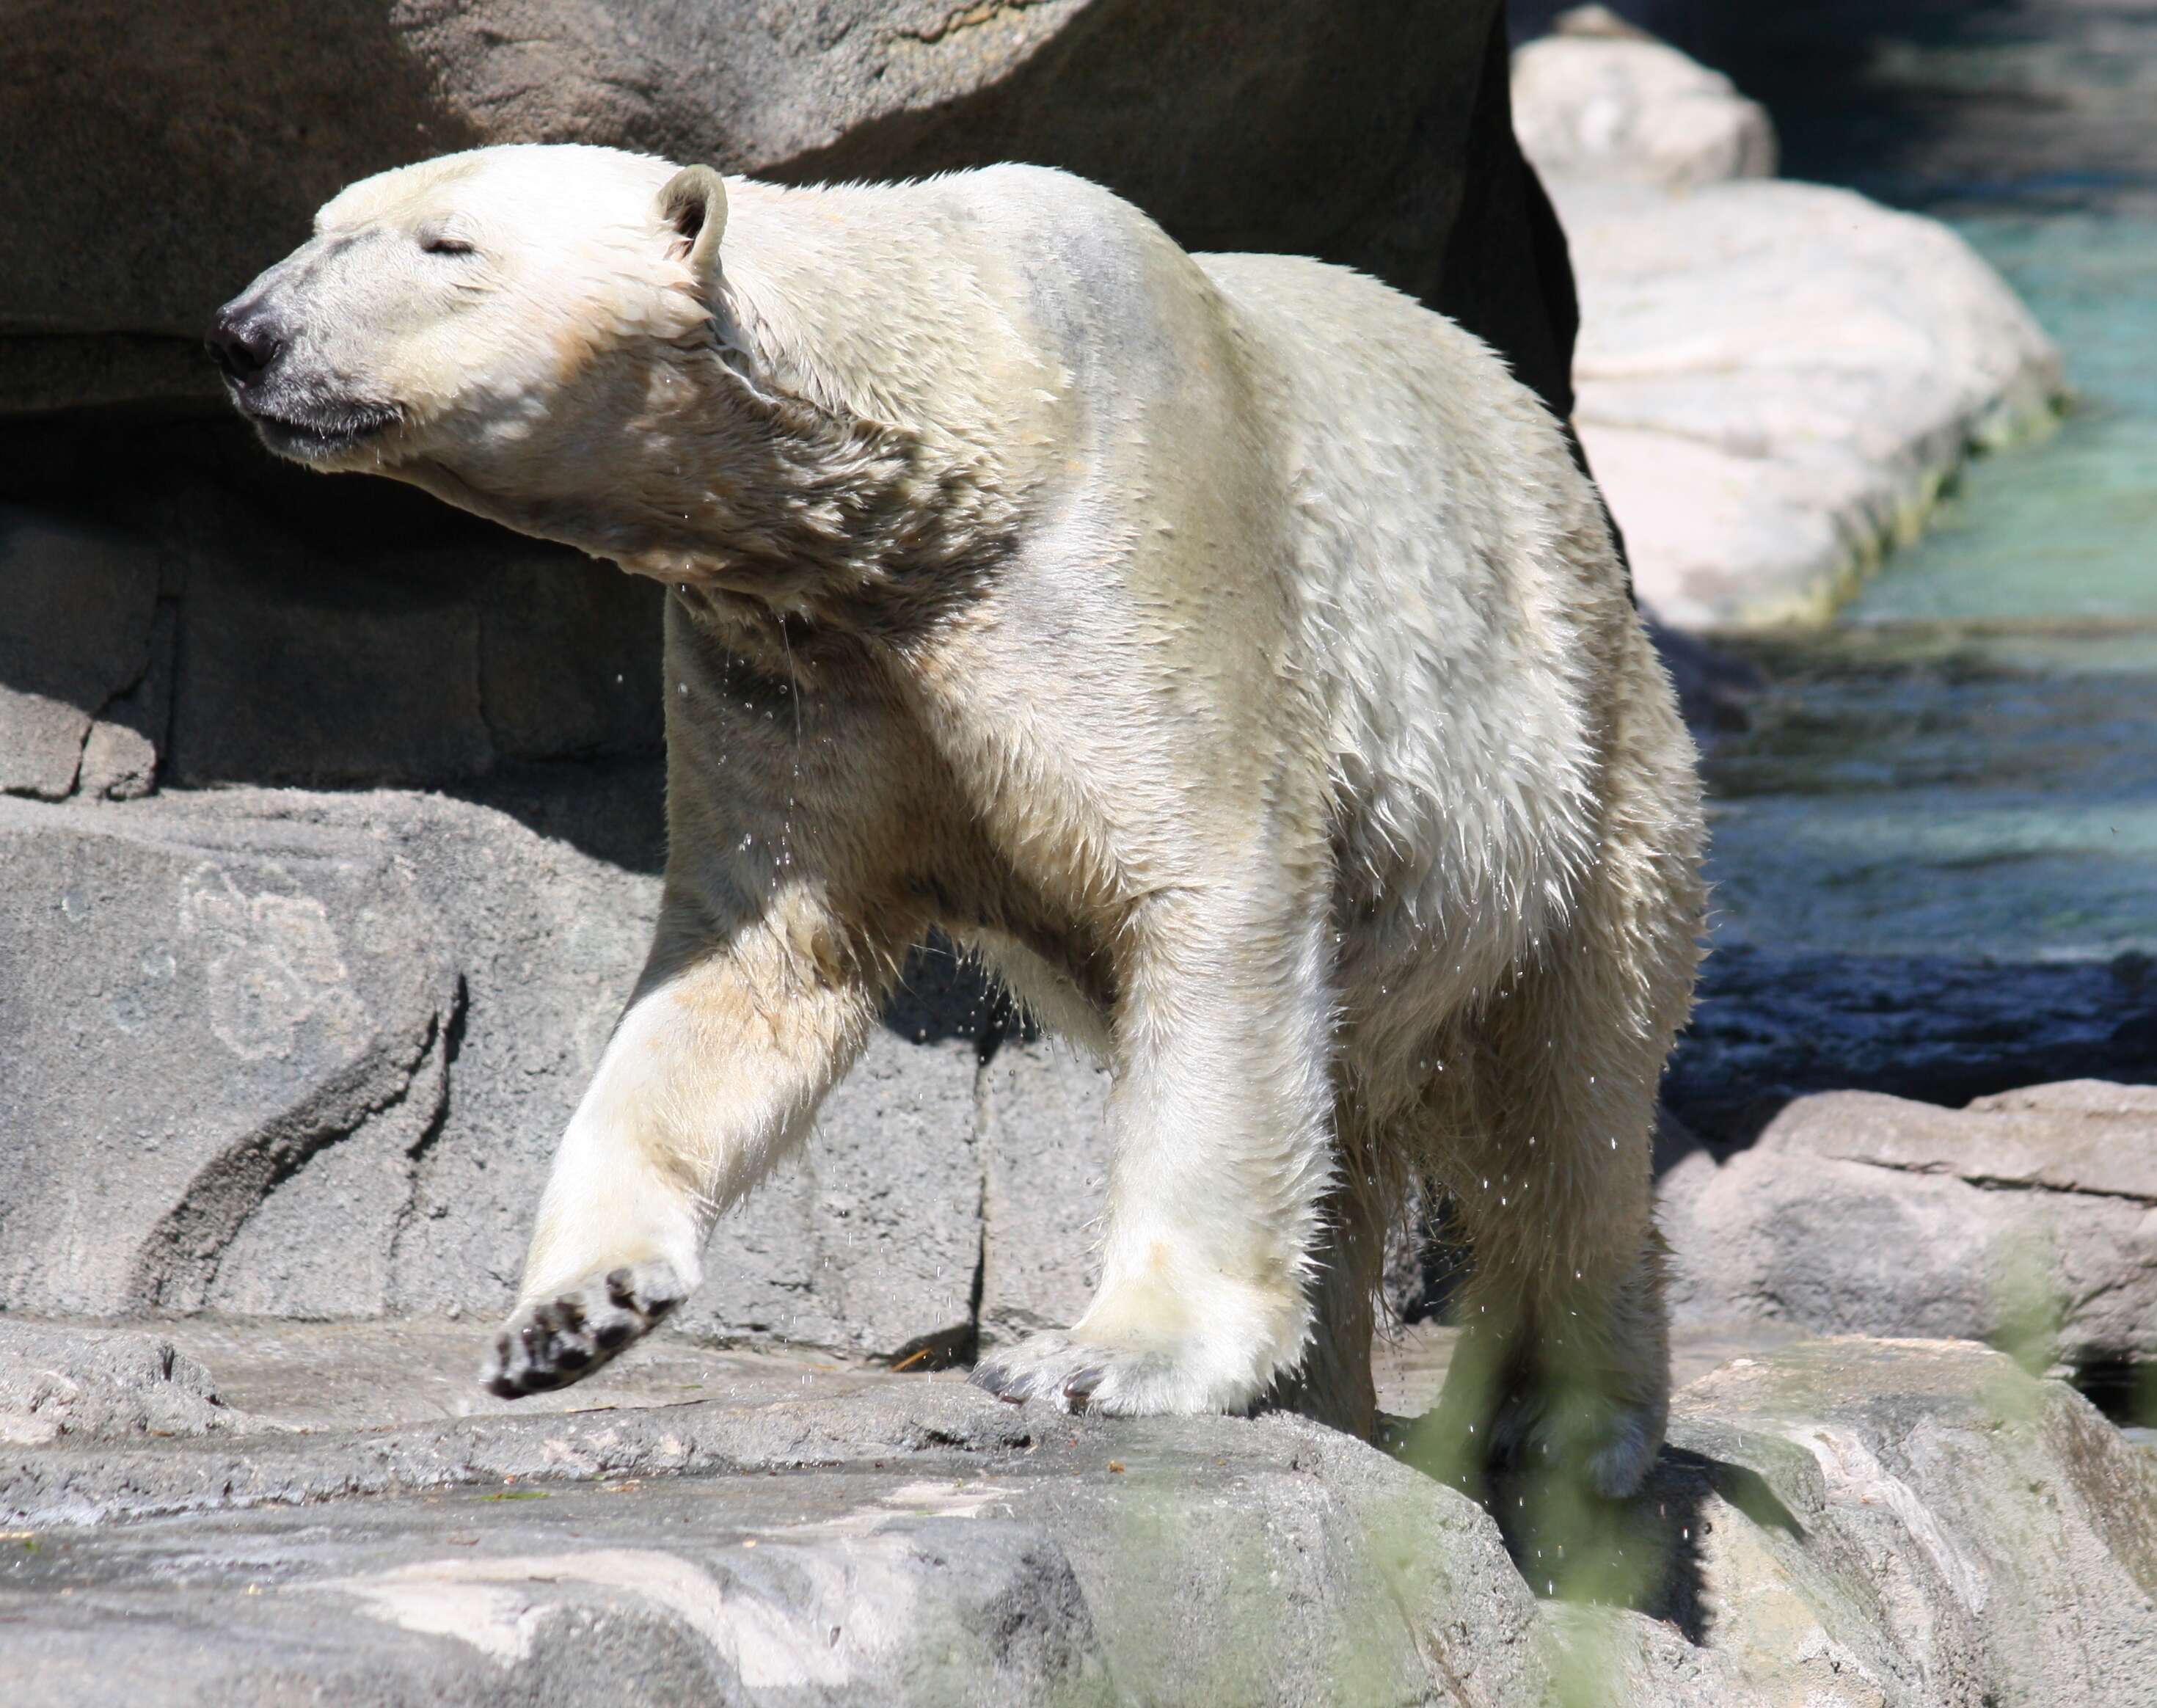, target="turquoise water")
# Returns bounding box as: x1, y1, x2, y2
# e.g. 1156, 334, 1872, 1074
1701, 214, 2157, 965
1847, 215, 2157, 626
